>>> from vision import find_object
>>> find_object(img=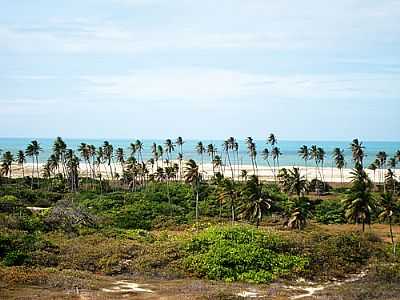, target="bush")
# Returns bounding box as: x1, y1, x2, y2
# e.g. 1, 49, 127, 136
183, 226, 308, 283
314, 199, 345, 224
